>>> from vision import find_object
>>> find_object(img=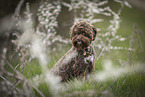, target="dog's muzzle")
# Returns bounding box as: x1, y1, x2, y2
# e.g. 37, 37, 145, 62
73, 37, 89, 50
75, 38, 82, 44
74, 38, 83, 47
